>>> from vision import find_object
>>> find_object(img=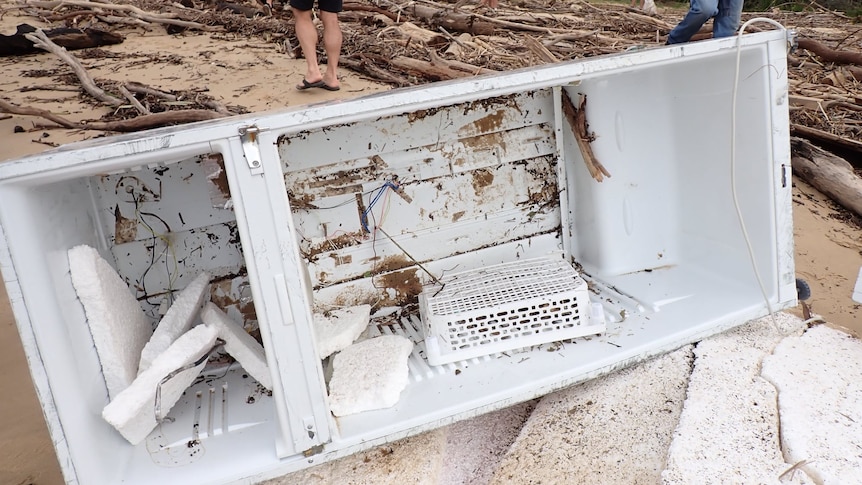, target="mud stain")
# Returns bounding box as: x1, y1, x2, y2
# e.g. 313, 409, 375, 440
472, 169, 495, 197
